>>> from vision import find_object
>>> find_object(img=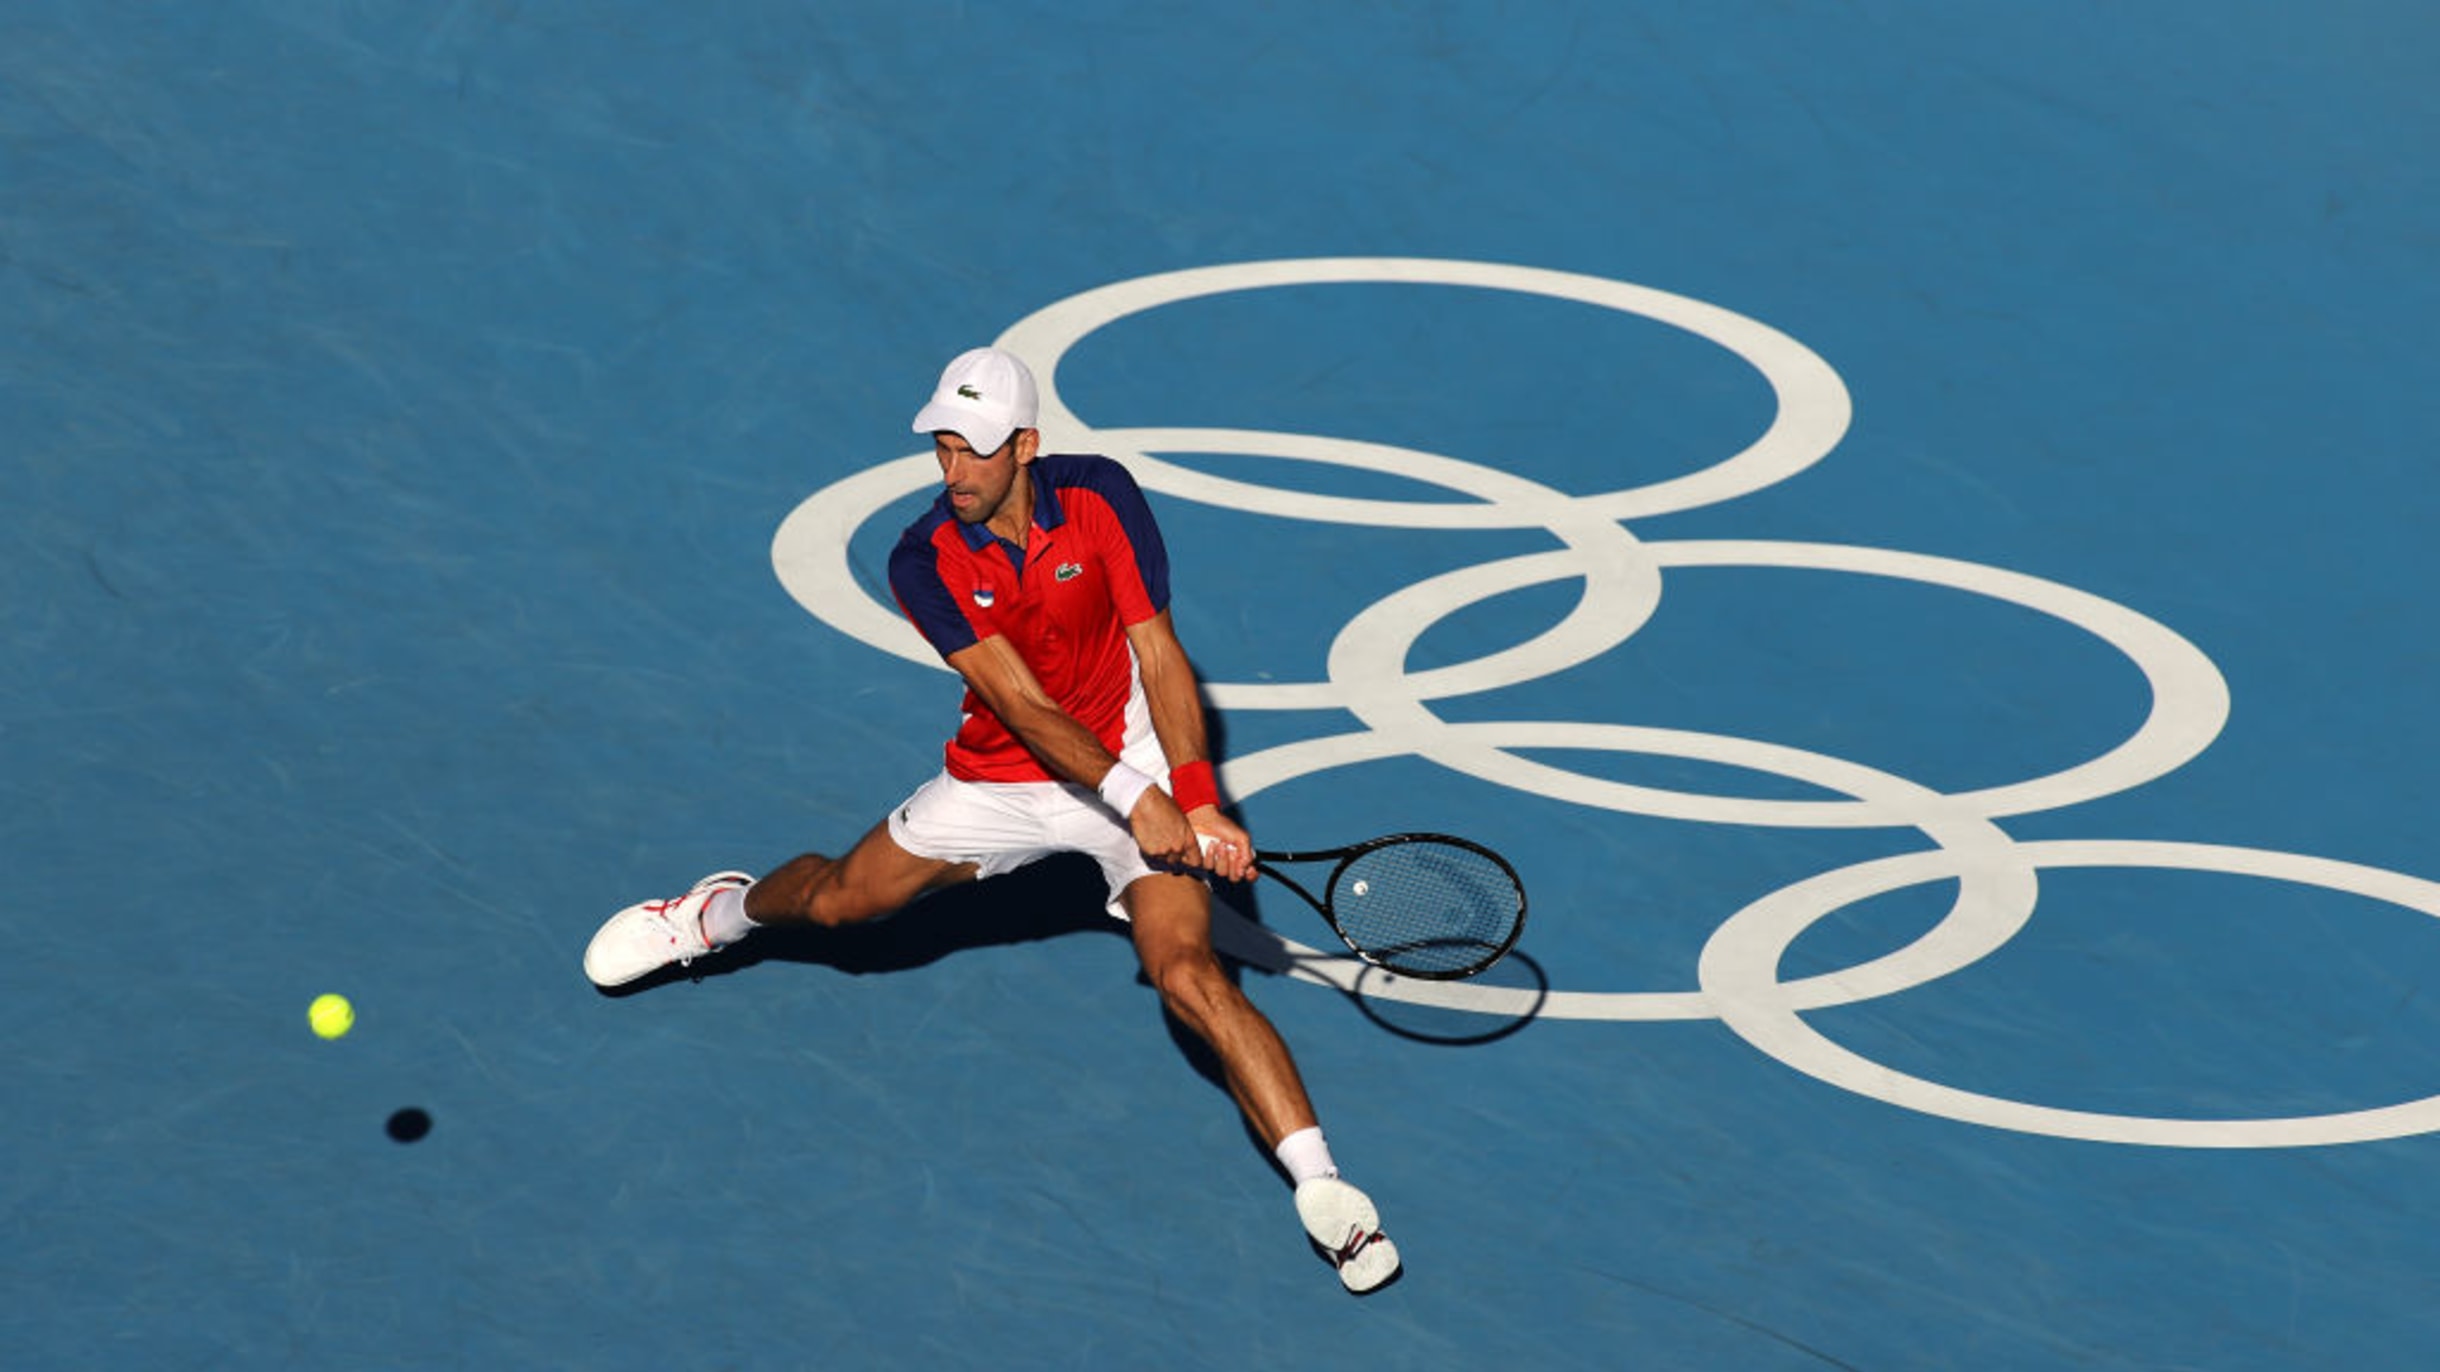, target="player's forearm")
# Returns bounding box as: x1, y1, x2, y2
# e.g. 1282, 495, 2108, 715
995, 691, 1129, 792
947, 635, 1134, 794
